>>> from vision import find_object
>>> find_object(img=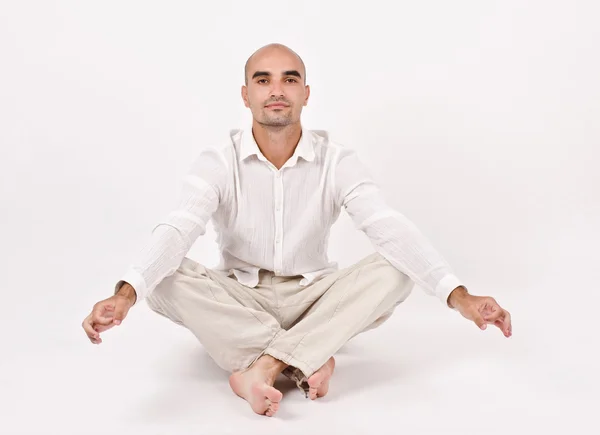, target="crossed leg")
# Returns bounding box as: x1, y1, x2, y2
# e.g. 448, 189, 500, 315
251, 252, 414, 401
146, 259, 288, 416
146, 253, 413, 415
